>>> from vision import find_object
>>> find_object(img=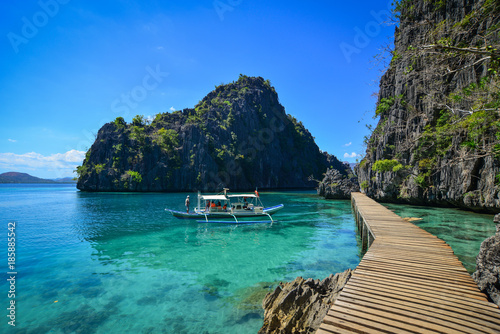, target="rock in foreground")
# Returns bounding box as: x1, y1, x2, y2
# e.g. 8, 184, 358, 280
259, 269, 353, 334
473, 214, 500, 306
